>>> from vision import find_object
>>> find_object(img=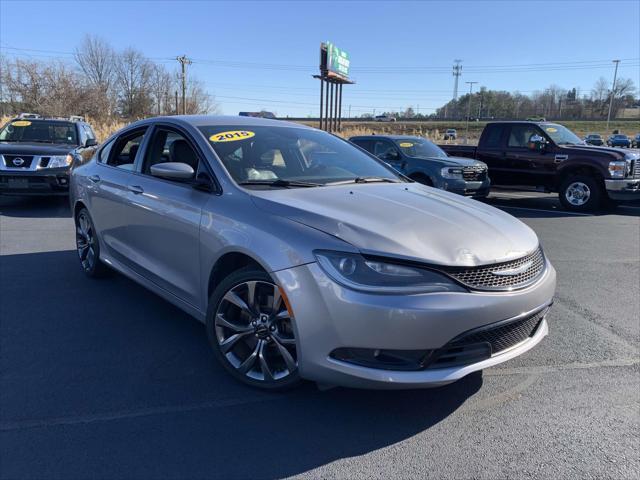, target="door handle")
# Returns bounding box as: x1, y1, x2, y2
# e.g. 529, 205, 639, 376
88, 175, 101, 183
127, 185, 144, 194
